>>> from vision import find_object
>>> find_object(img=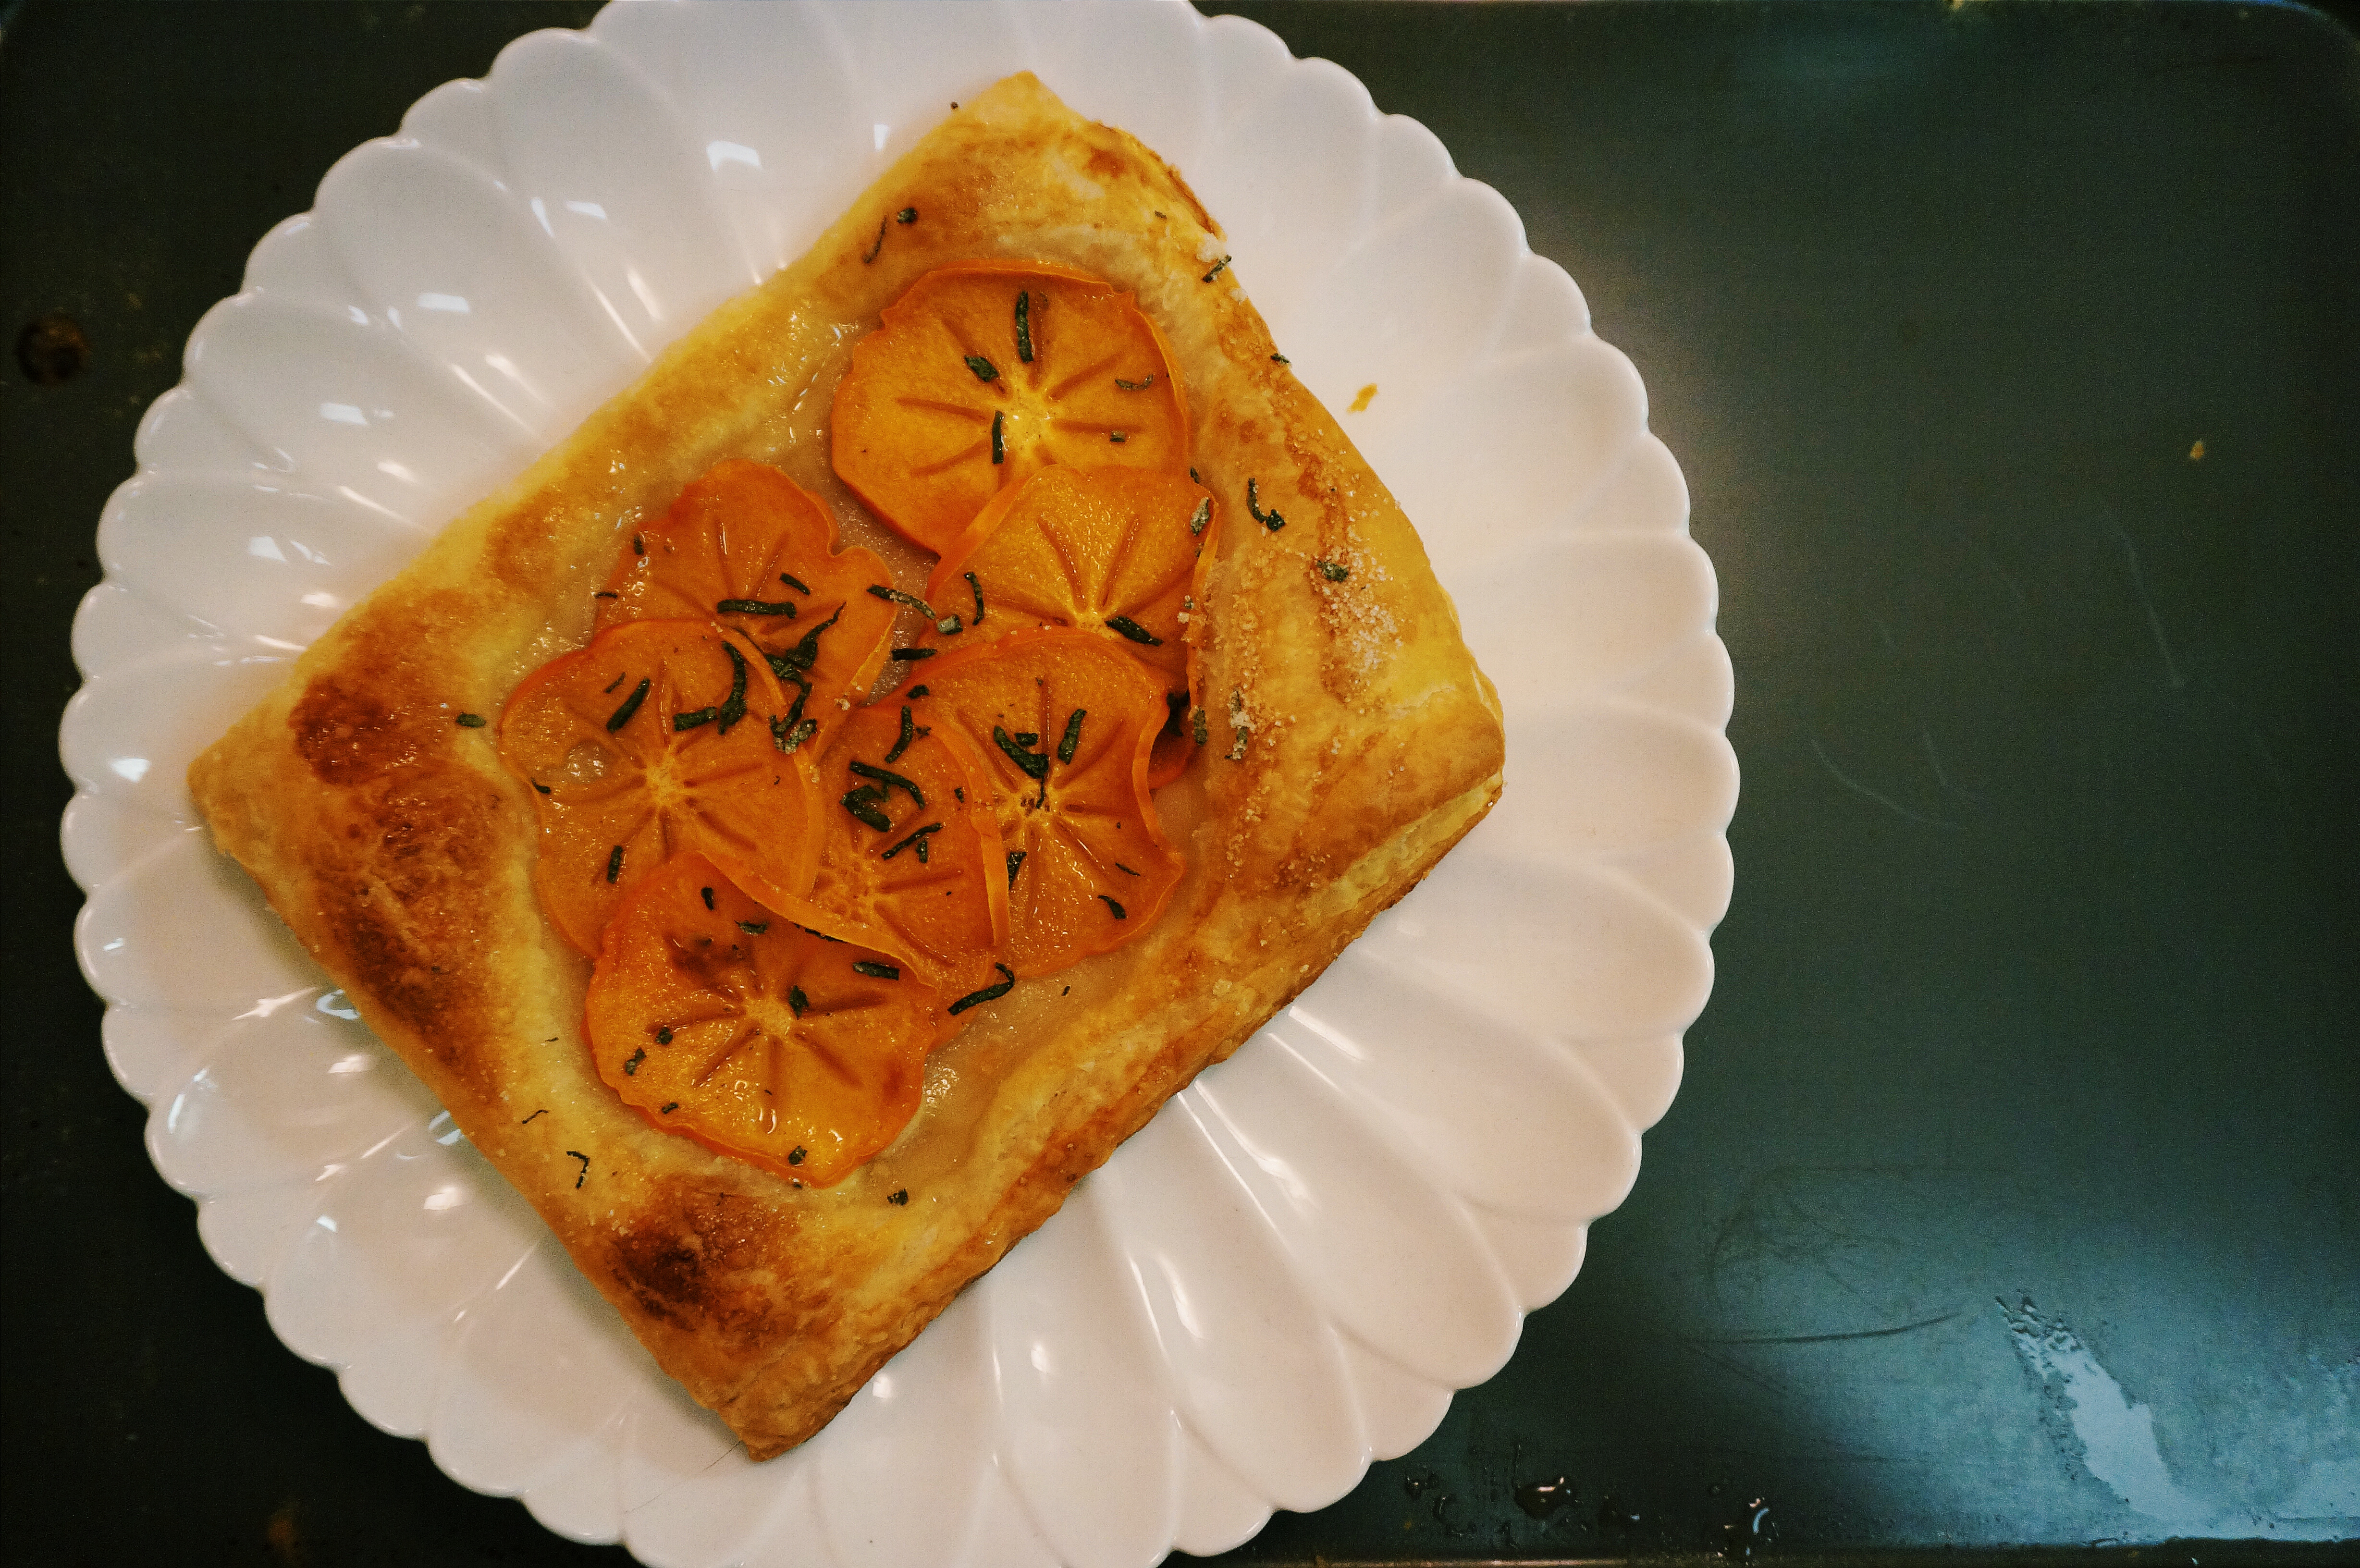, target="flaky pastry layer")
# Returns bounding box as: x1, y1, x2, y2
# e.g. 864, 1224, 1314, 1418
190, 74, 1505, 1459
